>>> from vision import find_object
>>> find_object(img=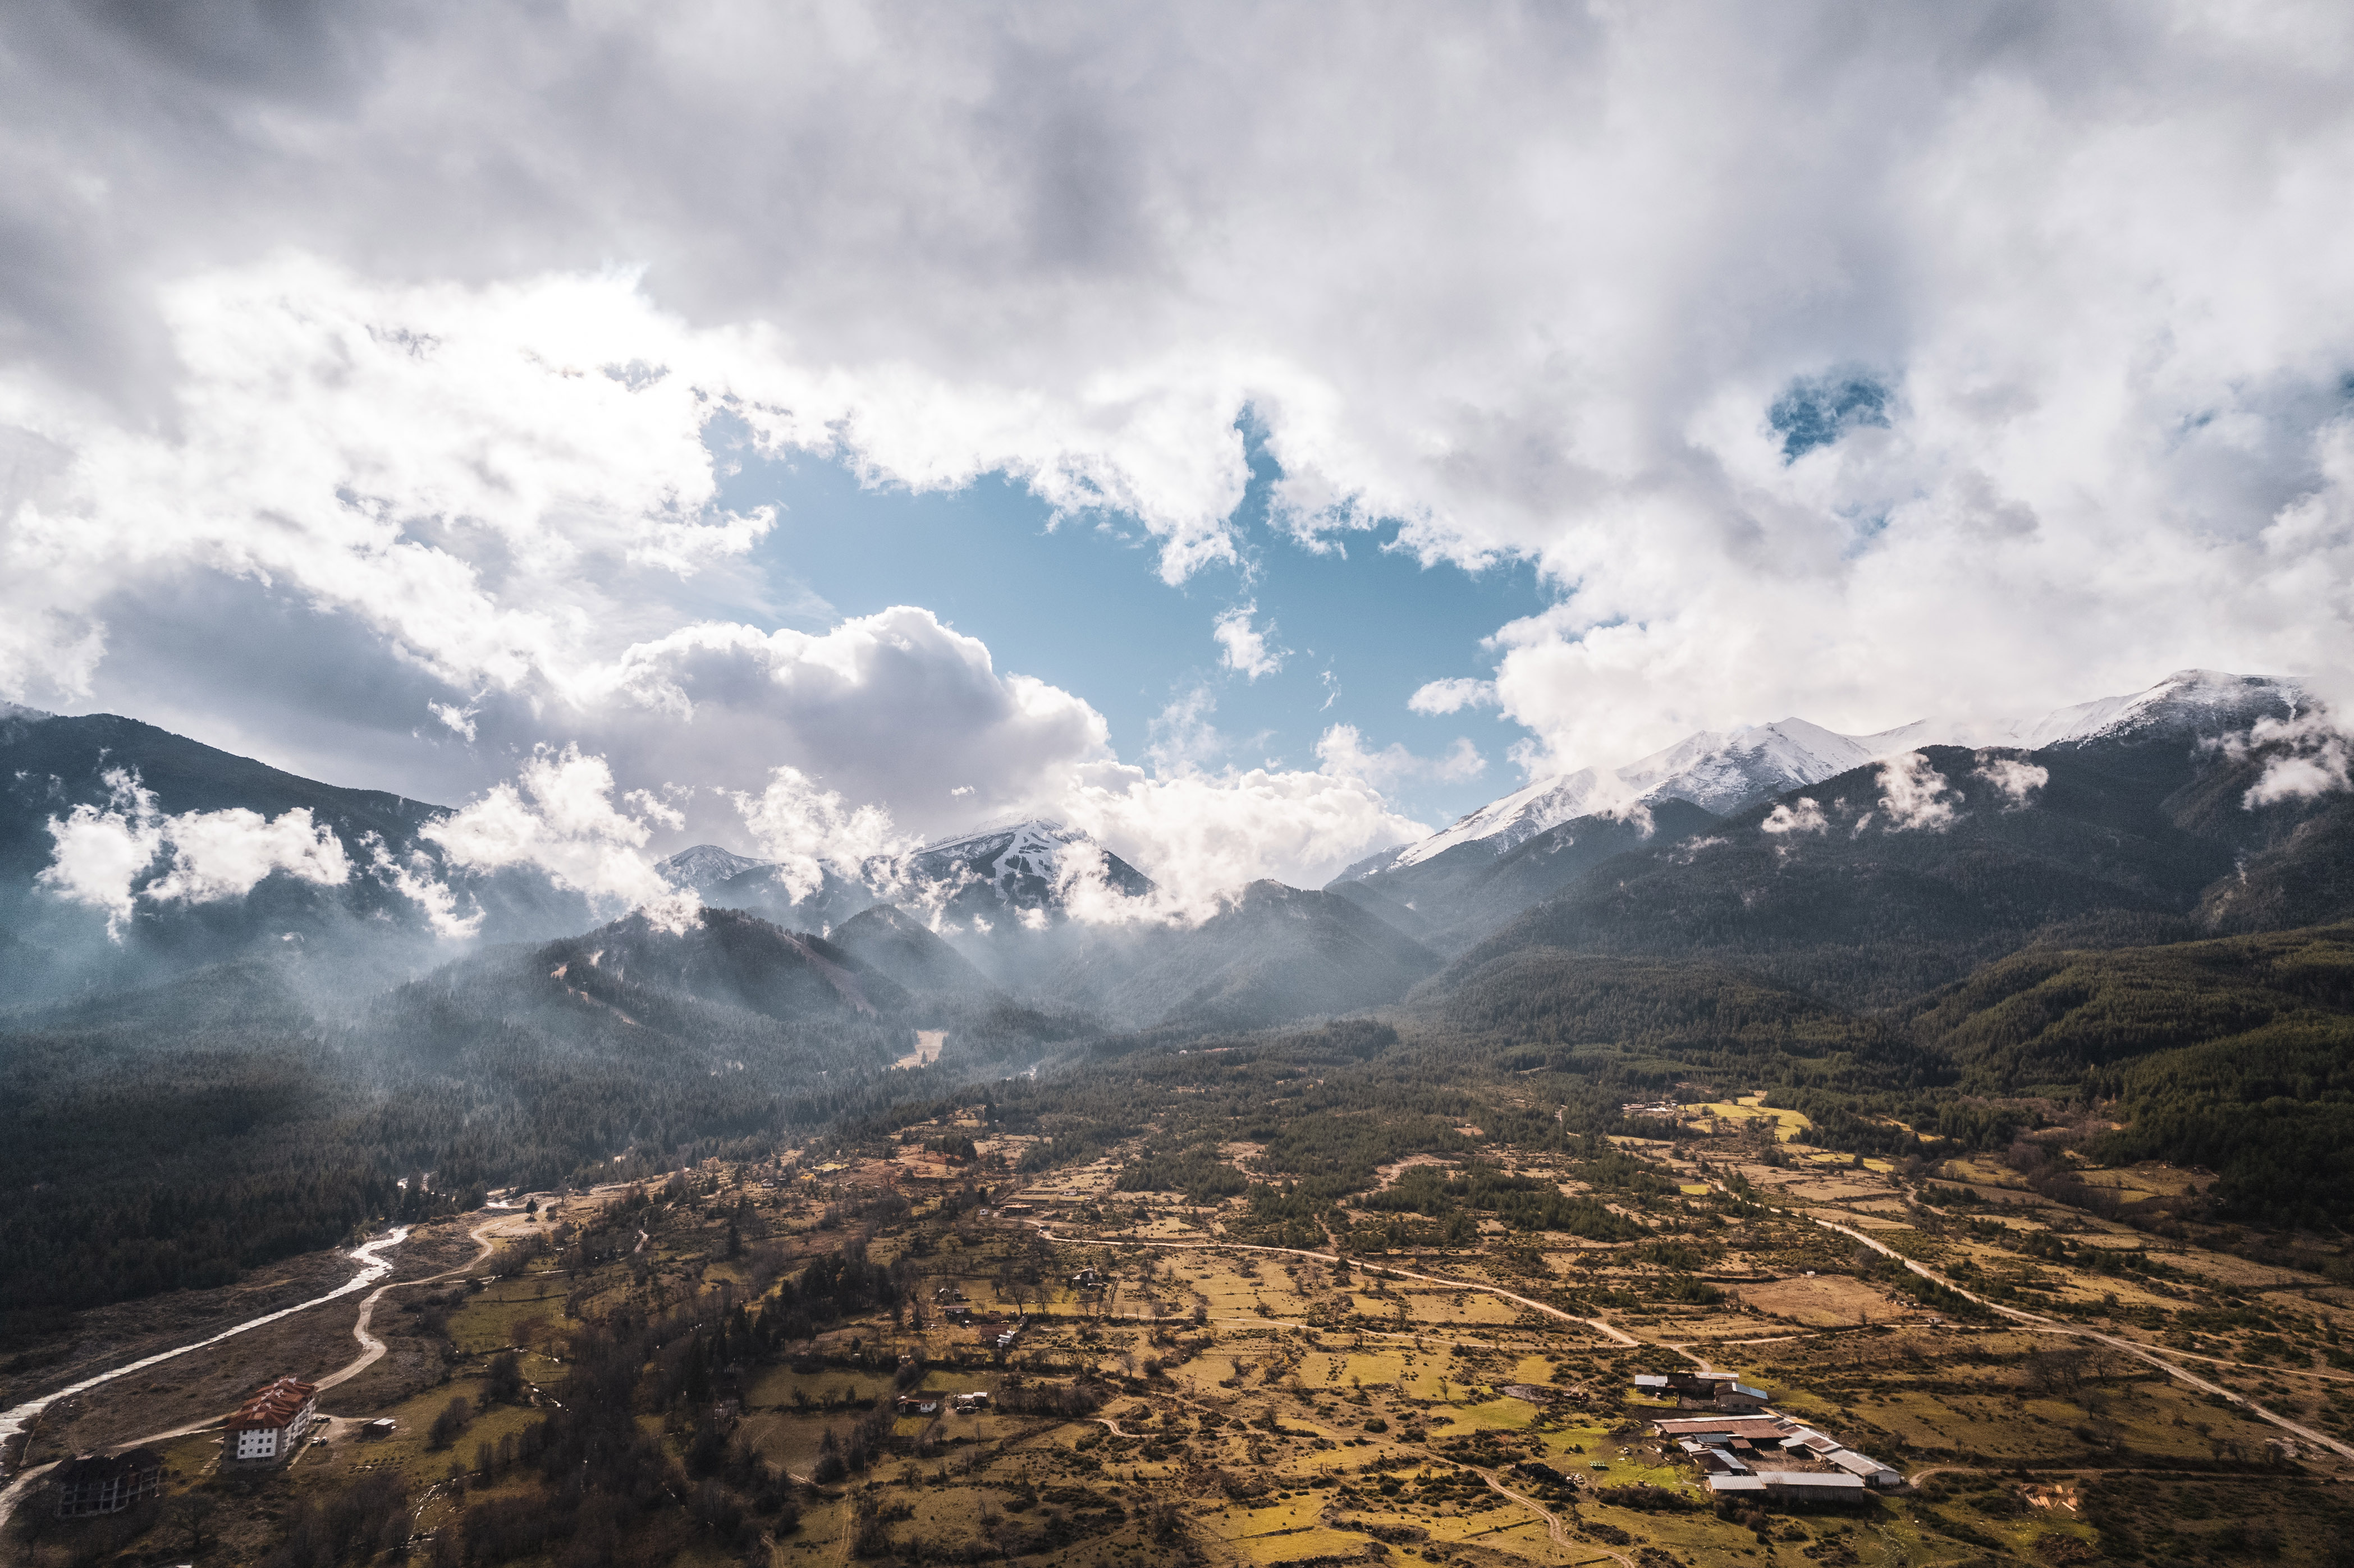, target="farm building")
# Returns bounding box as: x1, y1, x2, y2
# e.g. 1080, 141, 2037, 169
1654, 1410, 1900, 1502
